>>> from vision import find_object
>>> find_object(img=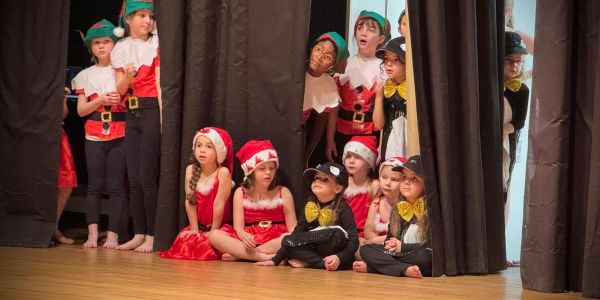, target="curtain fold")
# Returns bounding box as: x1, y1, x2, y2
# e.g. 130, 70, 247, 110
408, 0, 506, 275
154, 0, 310, 251
521, 1, 600, 297
0, 0, 71, 247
